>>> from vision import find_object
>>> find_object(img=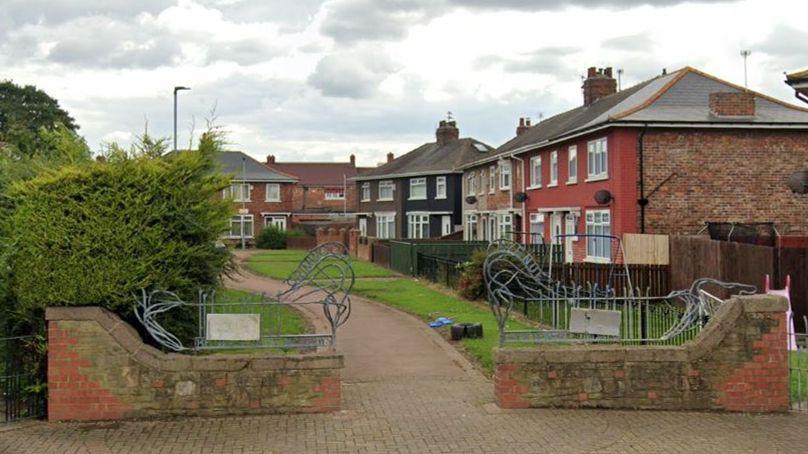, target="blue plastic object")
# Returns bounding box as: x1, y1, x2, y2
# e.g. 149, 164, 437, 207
429, 317, 454, 328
